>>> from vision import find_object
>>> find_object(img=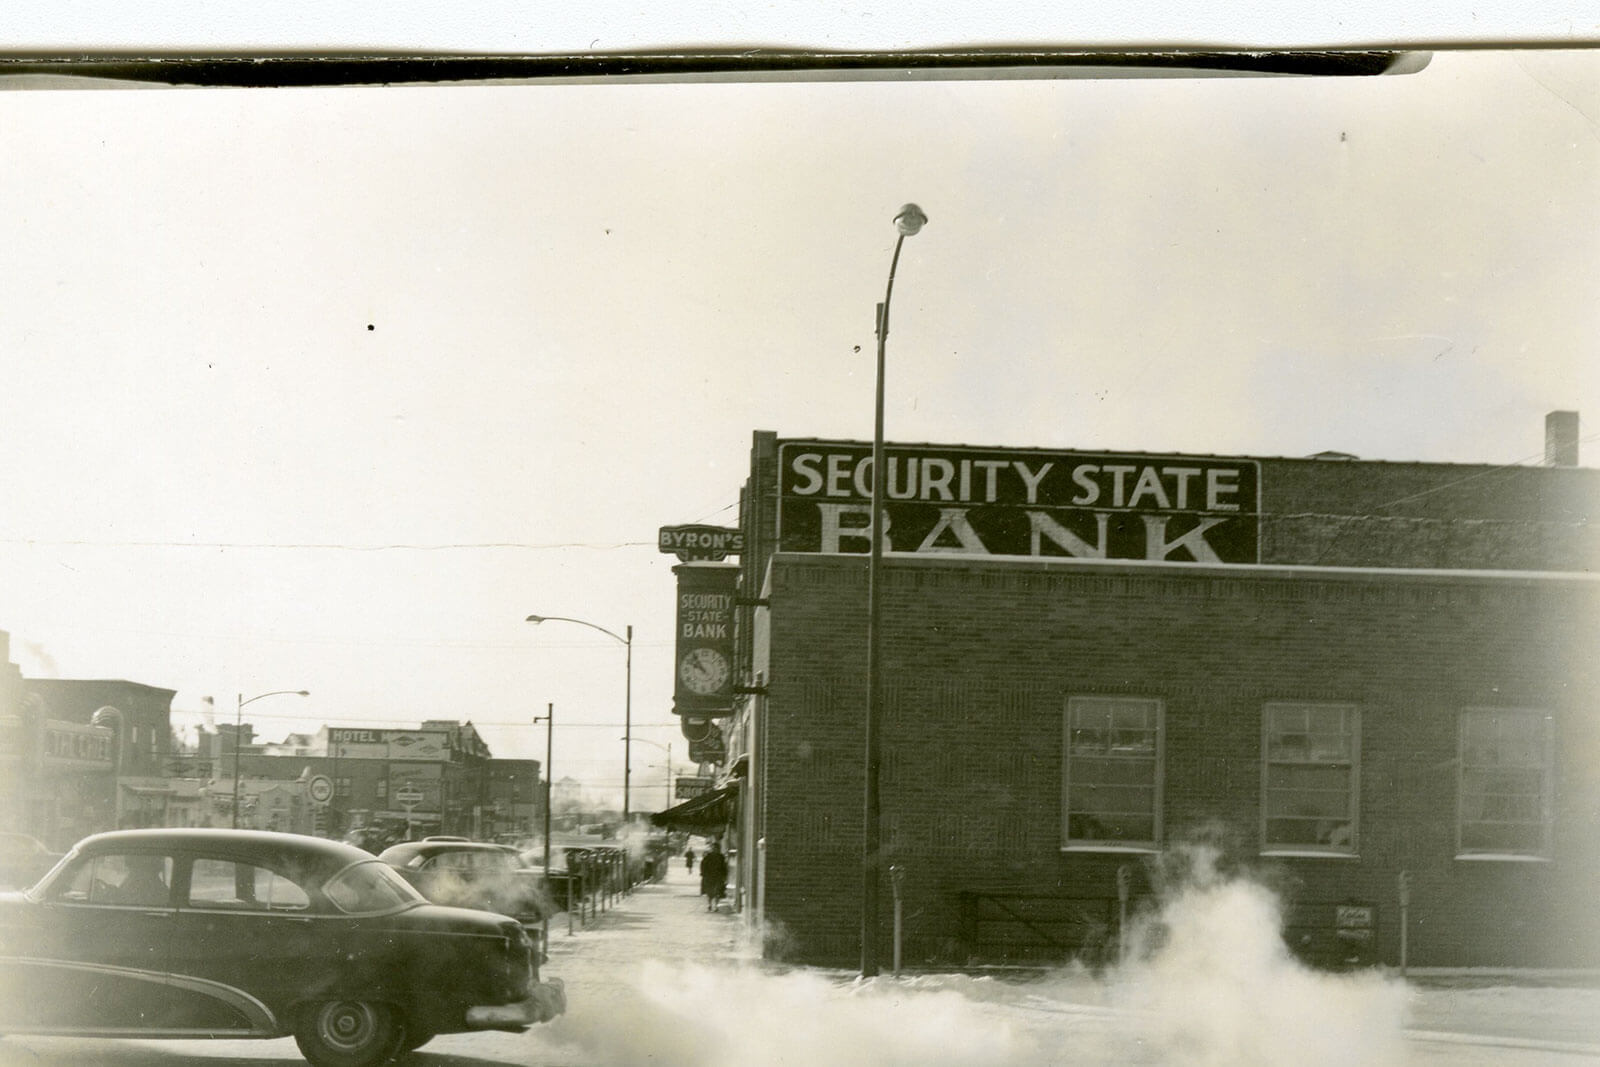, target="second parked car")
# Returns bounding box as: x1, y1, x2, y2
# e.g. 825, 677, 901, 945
378, 839, 554, 931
